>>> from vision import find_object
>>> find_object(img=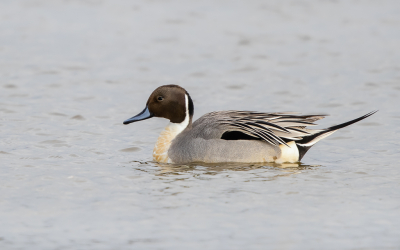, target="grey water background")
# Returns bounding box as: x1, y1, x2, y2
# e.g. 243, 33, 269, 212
1, 0, 400, 249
